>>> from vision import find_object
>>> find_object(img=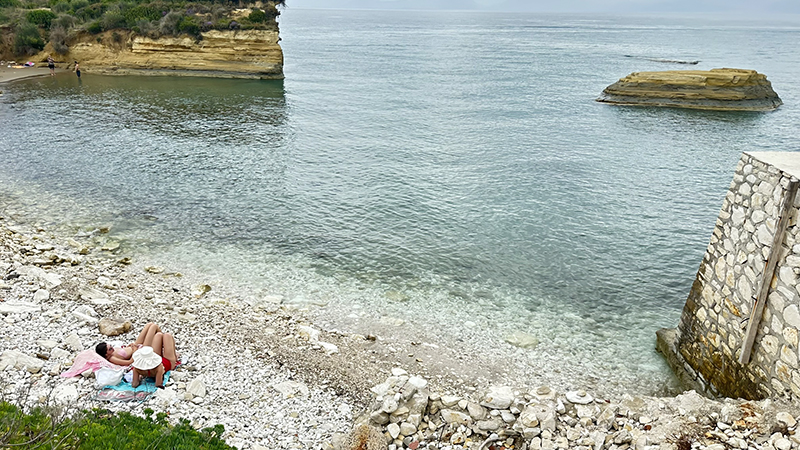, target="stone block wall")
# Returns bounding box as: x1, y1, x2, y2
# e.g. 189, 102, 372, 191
658, 152, 800, 400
